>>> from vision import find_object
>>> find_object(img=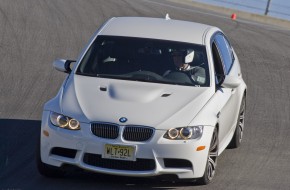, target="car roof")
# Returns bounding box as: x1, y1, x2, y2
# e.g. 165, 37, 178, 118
98, 17, 216, 45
